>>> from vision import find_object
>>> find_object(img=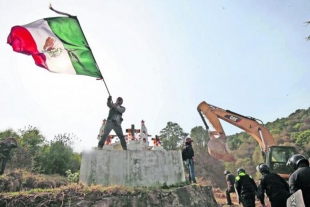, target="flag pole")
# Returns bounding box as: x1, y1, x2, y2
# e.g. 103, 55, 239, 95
49, 4, 111, 96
